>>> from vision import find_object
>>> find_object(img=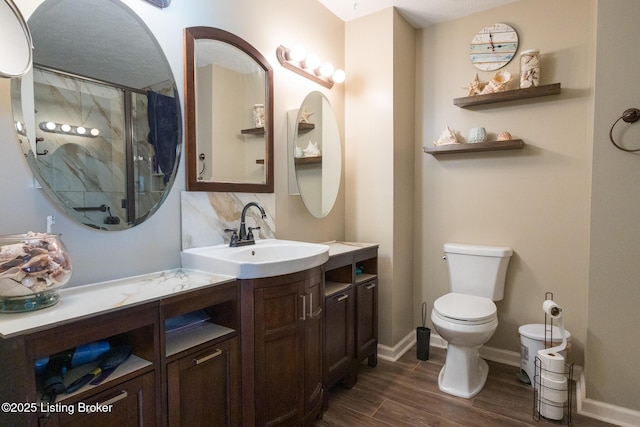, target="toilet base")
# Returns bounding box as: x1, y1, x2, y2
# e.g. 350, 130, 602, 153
438, 344, 489, 398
